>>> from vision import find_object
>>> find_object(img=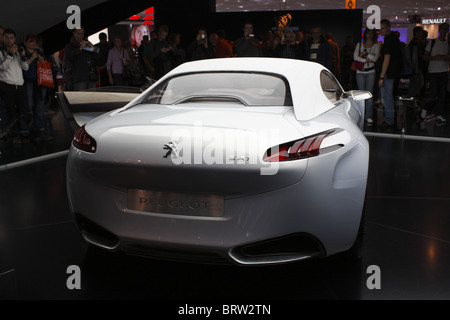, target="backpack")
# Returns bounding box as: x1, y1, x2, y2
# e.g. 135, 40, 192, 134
122, 62, 145, 86
399, 42, 413, 77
